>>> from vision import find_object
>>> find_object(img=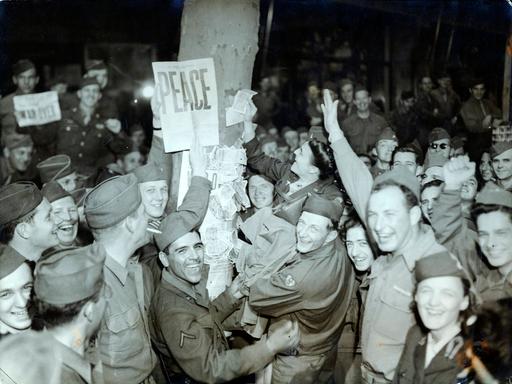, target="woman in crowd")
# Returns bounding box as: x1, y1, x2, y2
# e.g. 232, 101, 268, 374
393, 252, 472, 384
478, 151, 495, 188
0, 244, 33, 341
242, 106, 342, 210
